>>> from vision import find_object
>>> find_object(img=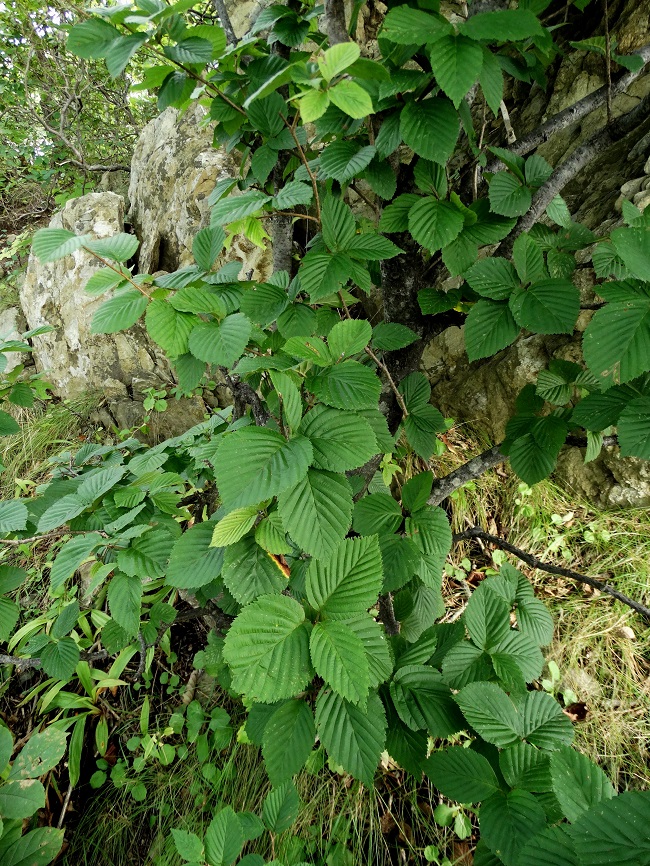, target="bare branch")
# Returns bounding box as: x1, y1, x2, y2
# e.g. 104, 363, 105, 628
428, 445, 507, 506
219, 367, 270, 425
487, 43, 650, 169
501, 93, 650, 255
324, 0, 349, 44
378, 594, 400, 636
0, 649, 109, 672
213, 0, 238, 46
453, 526, 650, 620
